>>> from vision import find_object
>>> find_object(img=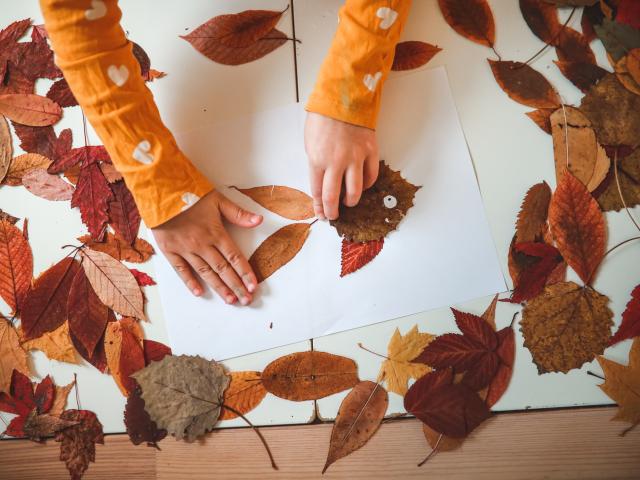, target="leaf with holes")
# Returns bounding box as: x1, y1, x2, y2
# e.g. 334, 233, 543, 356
0, 94, 61, 126
340, 238, 384, 277
249, 223, 311, 283
489, 60, 561, 108
437, 0, 495, 48
232, 185, 314, 220
609, 285, 640, 346
392, 41, 441, 71
220, 371, 268, 420
0, 219, 32, 314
